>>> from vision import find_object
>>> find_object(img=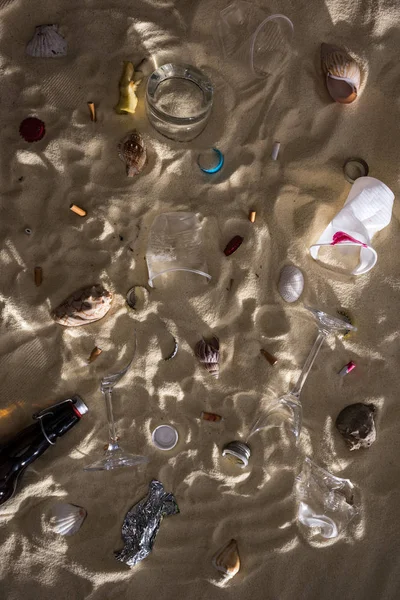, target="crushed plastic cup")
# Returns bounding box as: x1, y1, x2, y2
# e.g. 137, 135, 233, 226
295, 458, 358, 540
146, 212, 211, 288
216, 1, 294, 83
310, 176, 395, 275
